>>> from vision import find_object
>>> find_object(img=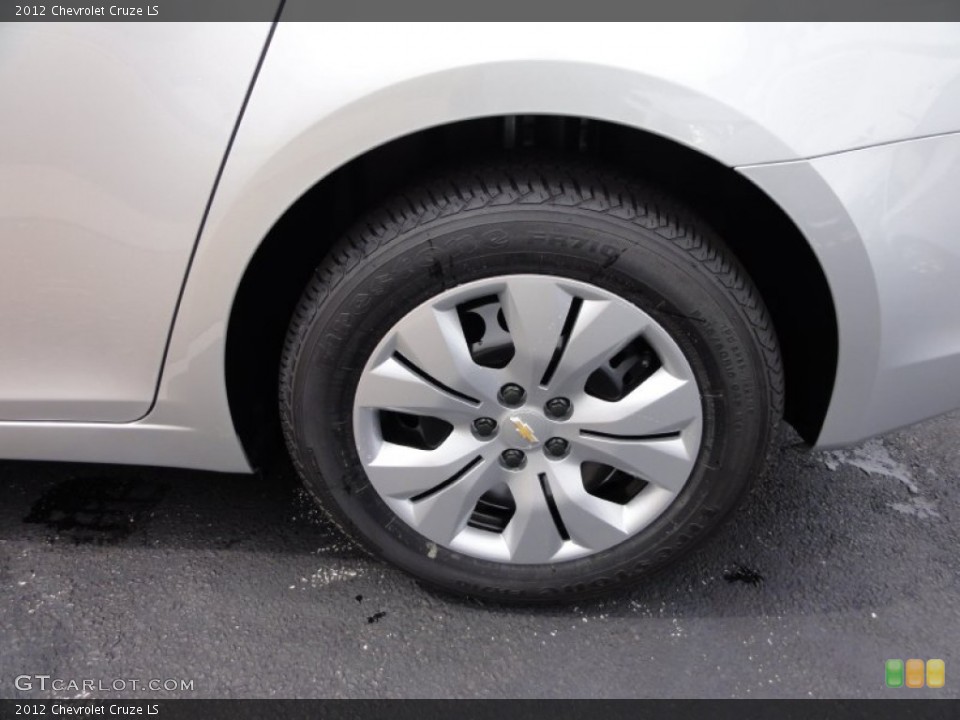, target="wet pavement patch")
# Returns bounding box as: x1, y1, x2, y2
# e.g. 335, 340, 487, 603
23, 477, 168, 545
723, 563, 764, 586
